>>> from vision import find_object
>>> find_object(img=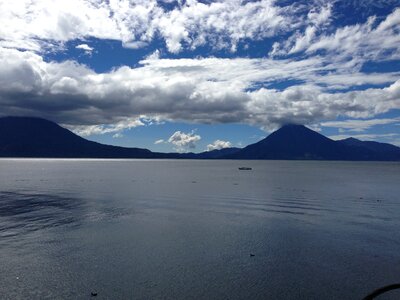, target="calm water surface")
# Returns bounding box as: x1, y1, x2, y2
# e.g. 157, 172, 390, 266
0, 159, 399, 299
